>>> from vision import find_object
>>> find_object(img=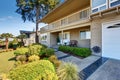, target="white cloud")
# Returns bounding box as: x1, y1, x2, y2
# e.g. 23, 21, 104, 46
0, 16, 14, 21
